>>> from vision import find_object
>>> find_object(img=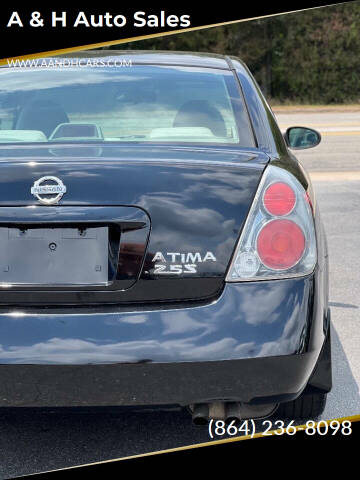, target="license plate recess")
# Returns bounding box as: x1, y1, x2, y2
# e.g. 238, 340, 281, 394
0, 226, 109, 285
